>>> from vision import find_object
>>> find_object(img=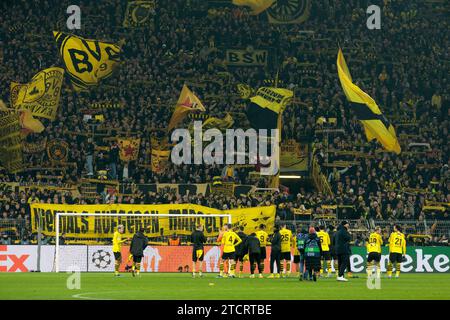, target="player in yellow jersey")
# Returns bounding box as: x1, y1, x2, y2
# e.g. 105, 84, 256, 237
317, 225, 332, 277
279, 223, 293, 277
366, 226, 383, 278
112, 225, 128, 276
387, 225, 406, 278
217, 224, 228, 278
220, 223, 242, 278
255, 224, 269, 278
